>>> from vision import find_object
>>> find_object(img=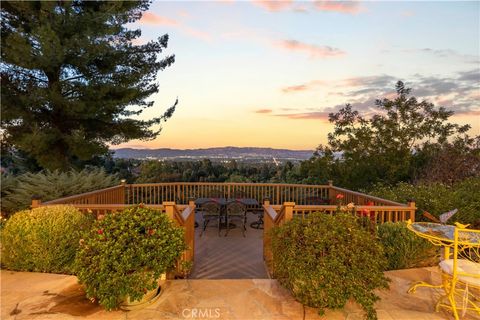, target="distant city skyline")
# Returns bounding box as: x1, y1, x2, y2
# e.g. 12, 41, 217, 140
116, 0, 480, 150
112, 146, 315, 163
